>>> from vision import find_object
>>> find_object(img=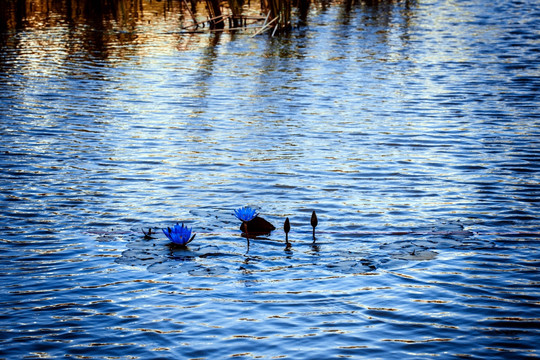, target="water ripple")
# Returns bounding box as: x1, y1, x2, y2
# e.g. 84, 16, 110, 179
1, 0, 540, 358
